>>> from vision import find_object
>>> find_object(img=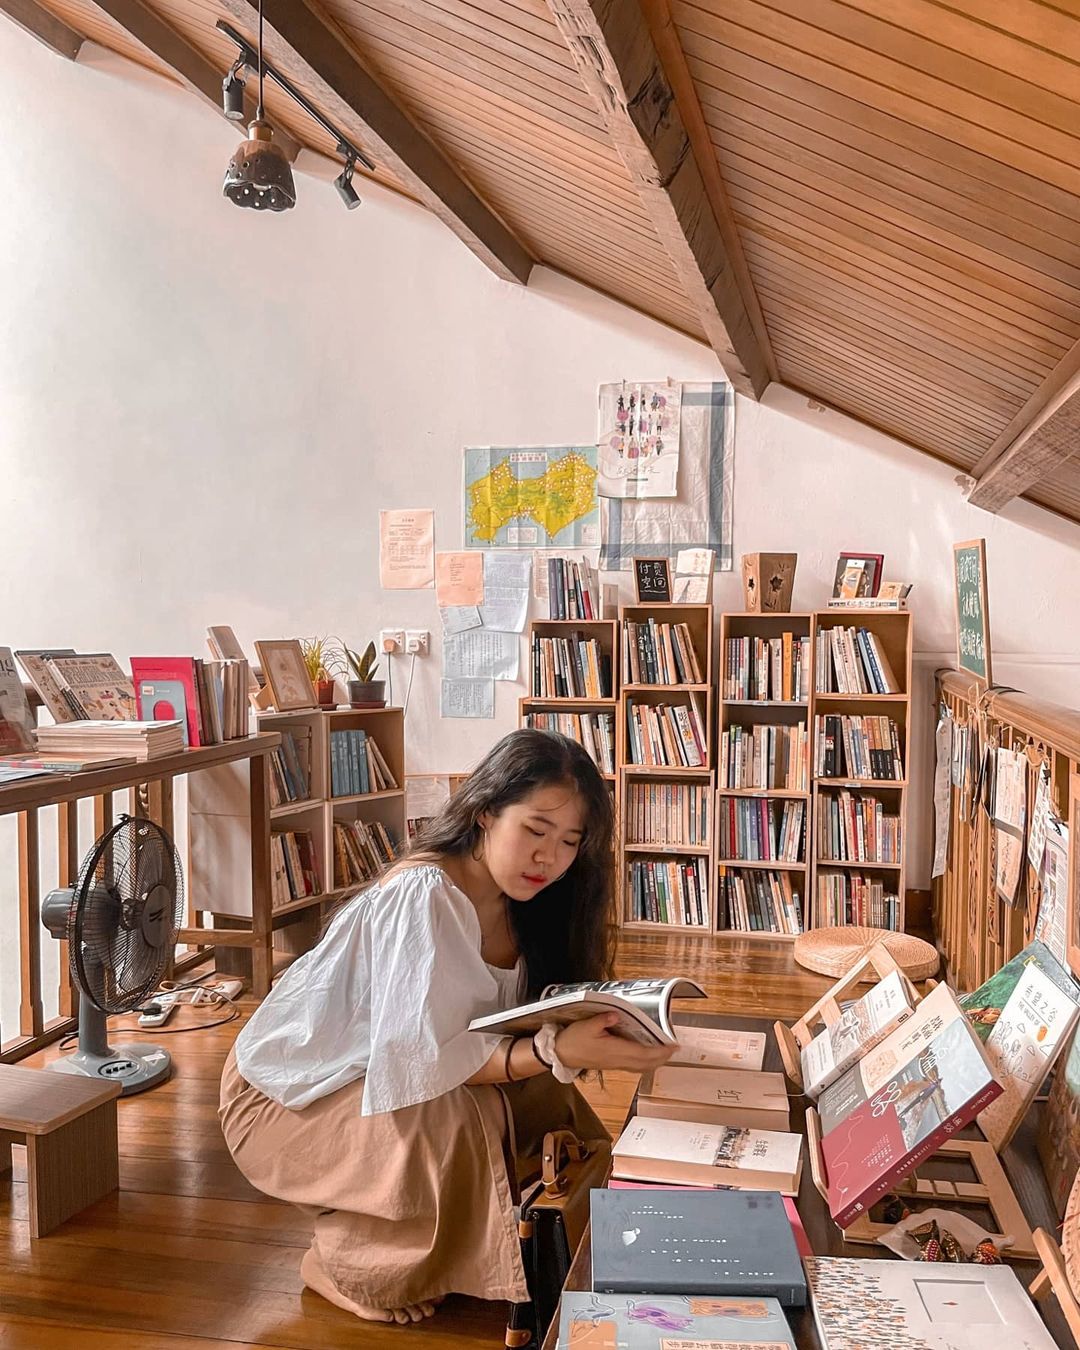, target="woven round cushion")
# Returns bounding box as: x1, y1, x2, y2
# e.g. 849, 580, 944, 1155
793, 926, 940, 981
1063, 1166, 1080, 1299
